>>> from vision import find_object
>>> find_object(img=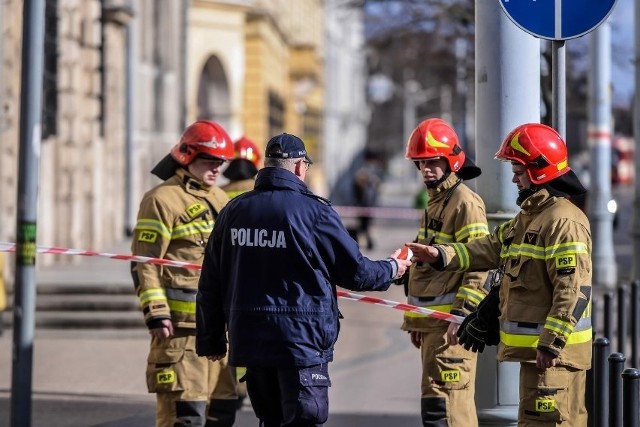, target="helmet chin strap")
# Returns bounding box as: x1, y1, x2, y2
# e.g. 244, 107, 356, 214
424, 171, 451, 189
516, 186, 540, 206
